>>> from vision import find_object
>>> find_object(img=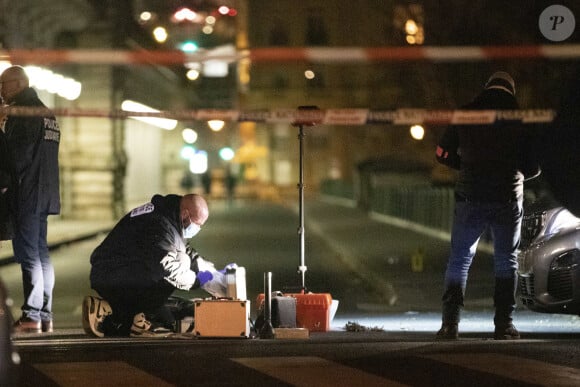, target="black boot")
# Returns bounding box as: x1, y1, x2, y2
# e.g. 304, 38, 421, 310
436, 284, 464, 340
493, 276, 520, 340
